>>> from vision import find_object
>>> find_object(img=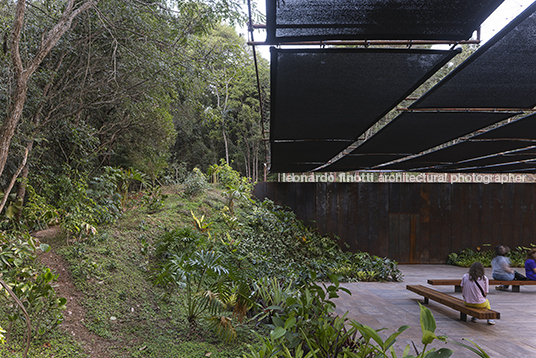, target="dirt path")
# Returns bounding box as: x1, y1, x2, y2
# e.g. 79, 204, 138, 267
34, 228, 113, 358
